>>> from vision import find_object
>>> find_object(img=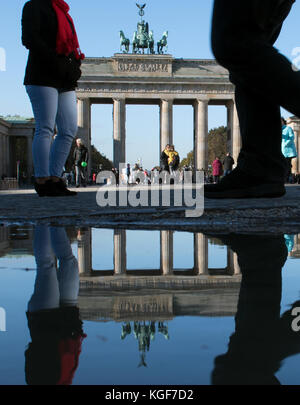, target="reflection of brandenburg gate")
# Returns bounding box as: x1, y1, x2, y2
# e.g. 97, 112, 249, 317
77, 229, 241, 279
77, 229, 242, 321
76, 54, 241, 172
